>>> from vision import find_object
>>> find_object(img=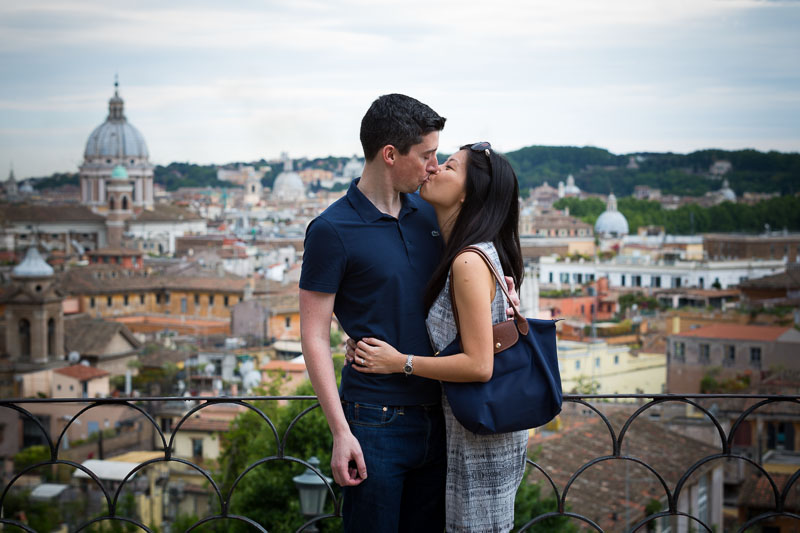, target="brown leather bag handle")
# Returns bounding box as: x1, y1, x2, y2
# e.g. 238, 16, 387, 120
447, 246, 528, 355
